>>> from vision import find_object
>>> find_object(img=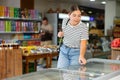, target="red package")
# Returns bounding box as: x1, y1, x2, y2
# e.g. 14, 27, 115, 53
111, 38, 120, 48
